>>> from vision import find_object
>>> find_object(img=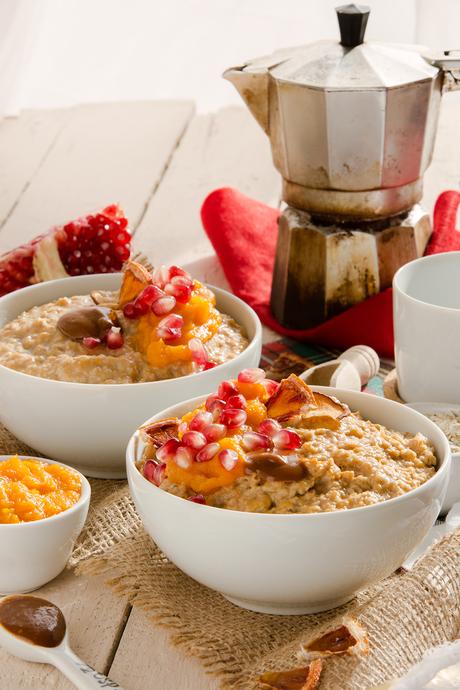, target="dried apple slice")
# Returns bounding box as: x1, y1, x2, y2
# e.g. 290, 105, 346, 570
266, 374, 317, 422
139, 417, 180, 447
299, 392, 350, 430
118, 260, 153, 306
258, 659, 322, 690
299, 617, 368, 661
